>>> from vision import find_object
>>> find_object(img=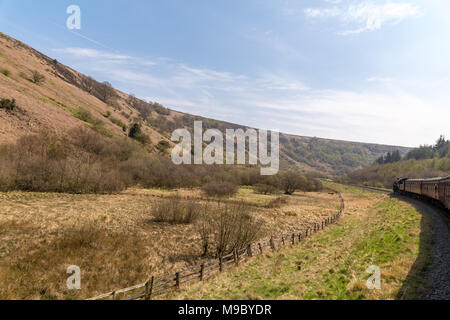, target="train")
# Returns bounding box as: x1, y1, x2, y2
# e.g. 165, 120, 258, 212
393, 176, 450, 210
